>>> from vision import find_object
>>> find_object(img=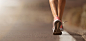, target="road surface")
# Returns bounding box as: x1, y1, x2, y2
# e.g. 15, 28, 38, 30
0, 23, 85, 41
